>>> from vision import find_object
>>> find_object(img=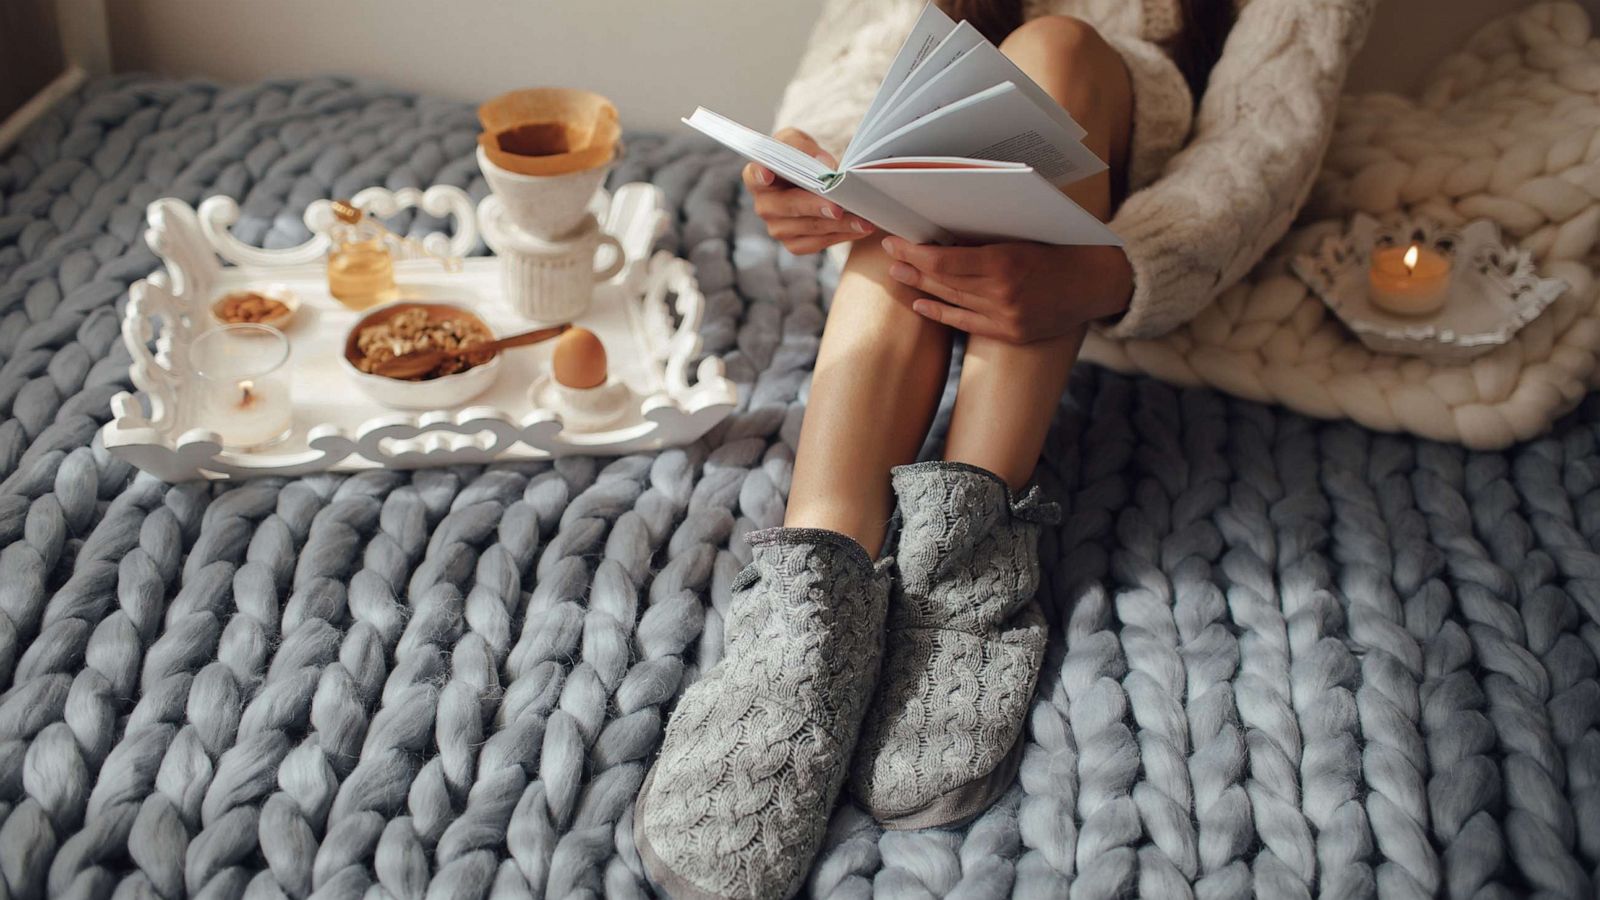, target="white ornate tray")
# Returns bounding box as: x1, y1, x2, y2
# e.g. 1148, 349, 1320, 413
1292, 214, 1569, 363
102, 183, 738, 482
